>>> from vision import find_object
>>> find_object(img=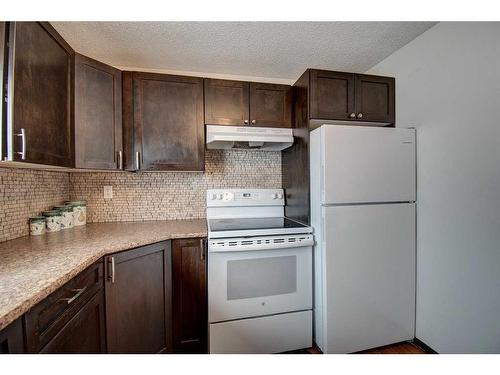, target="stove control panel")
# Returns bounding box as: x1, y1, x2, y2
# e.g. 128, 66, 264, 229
207, 189, 285, 207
